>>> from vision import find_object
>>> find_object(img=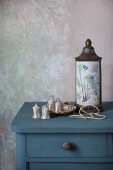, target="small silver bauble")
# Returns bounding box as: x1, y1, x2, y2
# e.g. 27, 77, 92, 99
32, 103, 41, 119
47, 96, 55, 111
41, 105, 50, 119
55, 98, 62, 112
